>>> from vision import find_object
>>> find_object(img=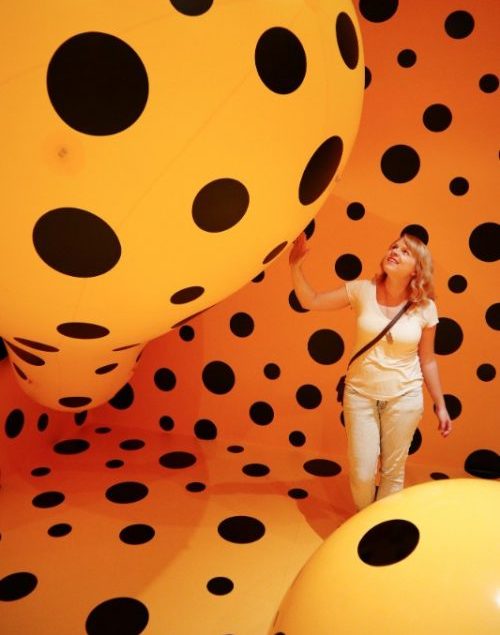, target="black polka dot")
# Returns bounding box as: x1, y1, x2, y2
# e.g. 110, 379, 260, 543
57, 322, 109, 339
249, 401, 274, 426
264, 363, 280, 380
227, 445, 244, 454
13, 337, 59, 352
194, 419, 217, 440
5, 409, 24, 439
202, 361, 235, 394
299, 136, 343, 205
479, 73, 498, 93
119, 439, 145, 451
159, 415, 174, 431
477, 363, 495, 381
289, 431, 306, 447
335, 253, 362, 280
423, 104, 452, 132
230, 312, 254, 337
0, 572, 38, 601
336, 12, 359, 70
486, 304, 500, 330
445, 10, 474, 39
105, 482, 149, 504
170, 0, 213, 16
401, 224, 429, 244
33, 208, 121, 278
54, 439, 90, 454
48, 523, 72, 538
304, 219, 316, 240
288, 488, 308, 499
359, 0, 398, 22
443, 394, 462, 420
381, 145, 420, 183
308, 329, 344, 365
31, 467, 51, 477
448, 275, 467, 293
5, 340, 45, 366
252, 272, 265, 283
74, 411, 88, 426
303, 459, 341, 477
192, 179, 249, 233
464, 449, 500, 479
435, 317, 463, 354
86, 597, 149, 635
263, 242, 288, 265
47, 32, 148, 135
113, 343, 140, 352
218, 516, 265, 544
364, 66, 372, 88
449, 177, 469, 195
207, 577, 234, 596
397, 49, 416, 67
95, 363, 118, 375
32, 491, 65, 508
106, 459, 124, 469
255, 27, 306, 94
0, 338, 7, 360
347, 202, 365, 220
170, 286, 205, 304
13, 364, 27, 381
58, 396, 92, 408
289, 290, 309, 313
296, 384, 322, 409
242, 463, 270, 477
186, 482, 206, 492
358, 519, 419, 566
119, 524, 155, 545
154, 368, 177, 392
109, 383, 134, 409
95, 426, 111, 434
408, 428, 422, 455
430, 472, 449, 480
37, 413, 49, 431
469, 223, 500, 262
159, 451, 197, 469
179, 325, 195, 341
